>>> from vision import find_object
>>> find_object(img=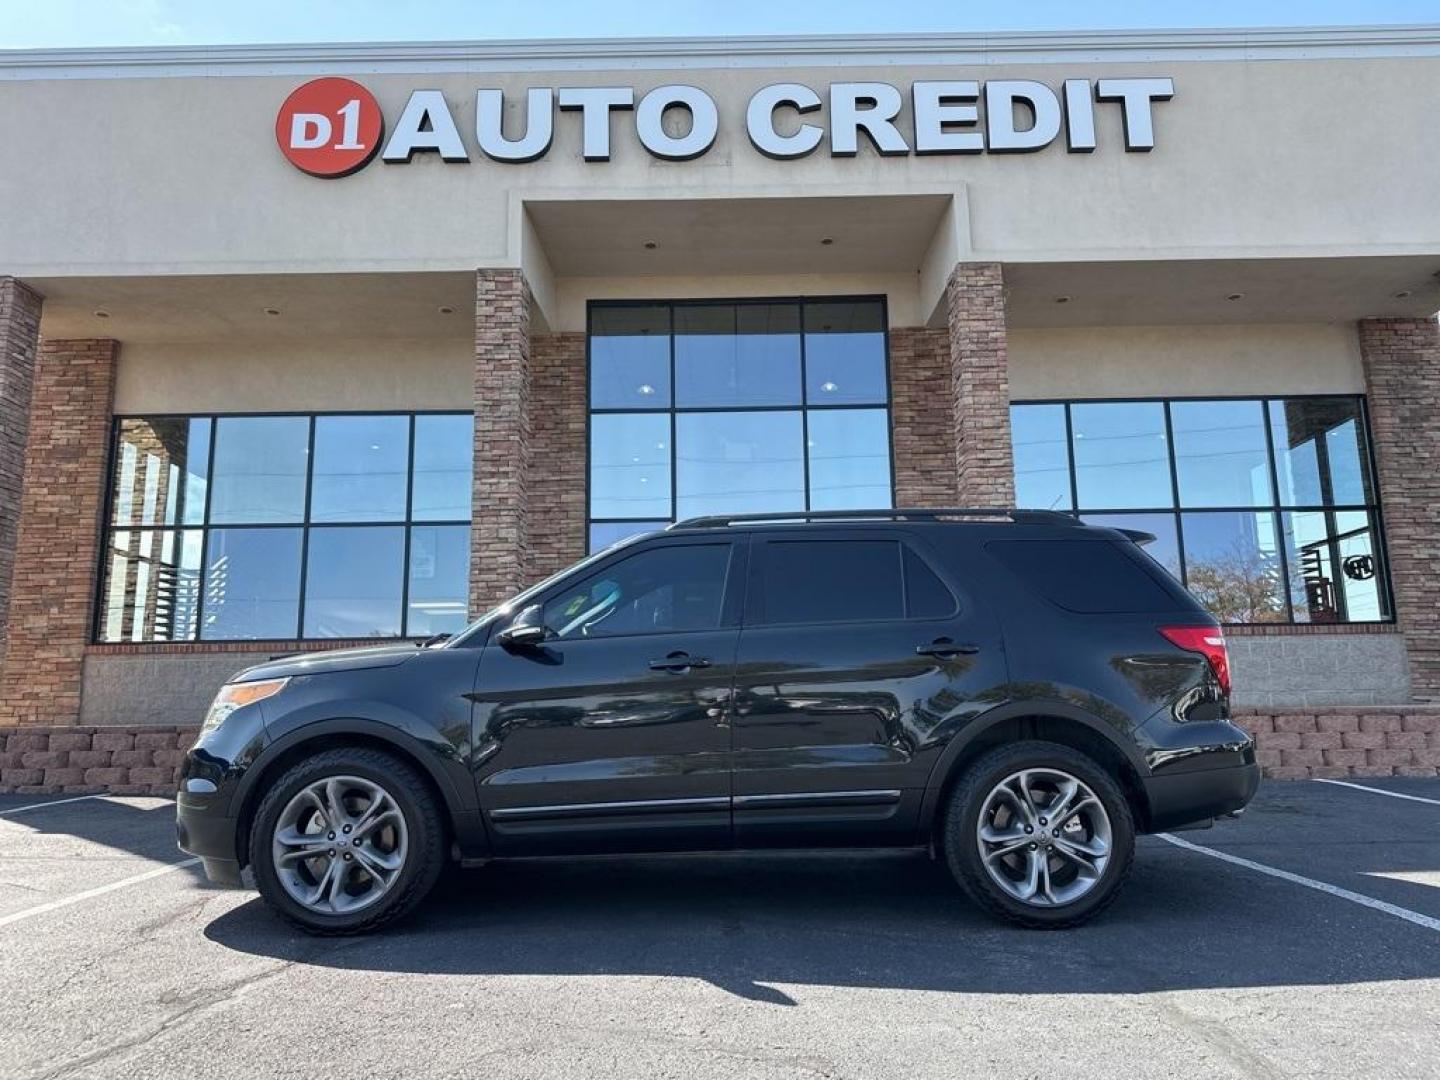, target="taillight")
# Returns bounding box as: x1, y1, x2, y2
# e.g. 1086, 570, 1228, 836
1159, 625, 1231, 696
